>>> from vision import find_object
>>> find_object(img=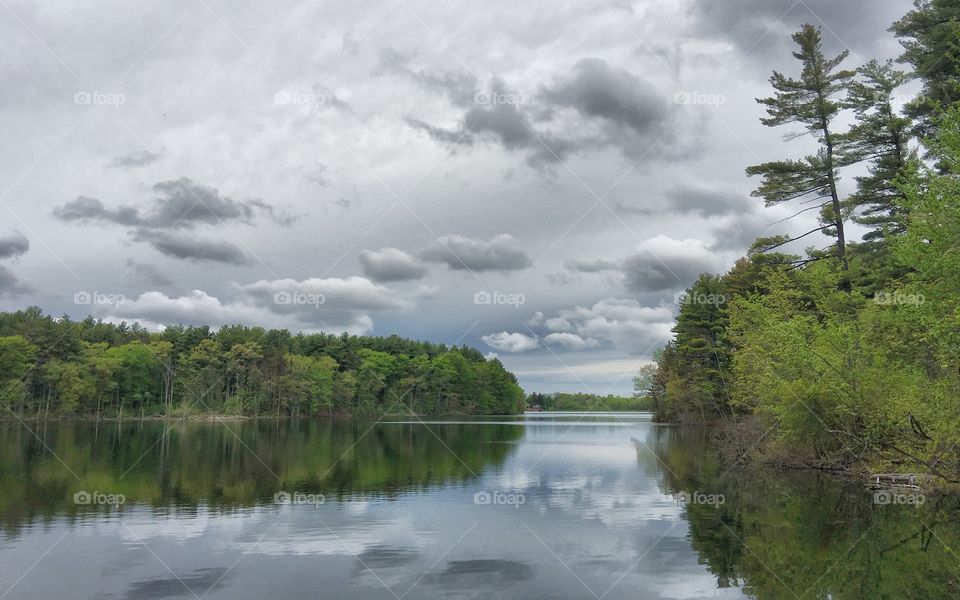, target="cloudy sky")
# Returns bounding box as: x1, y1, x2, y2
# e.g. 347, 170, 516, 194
0, 0, 910, 394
